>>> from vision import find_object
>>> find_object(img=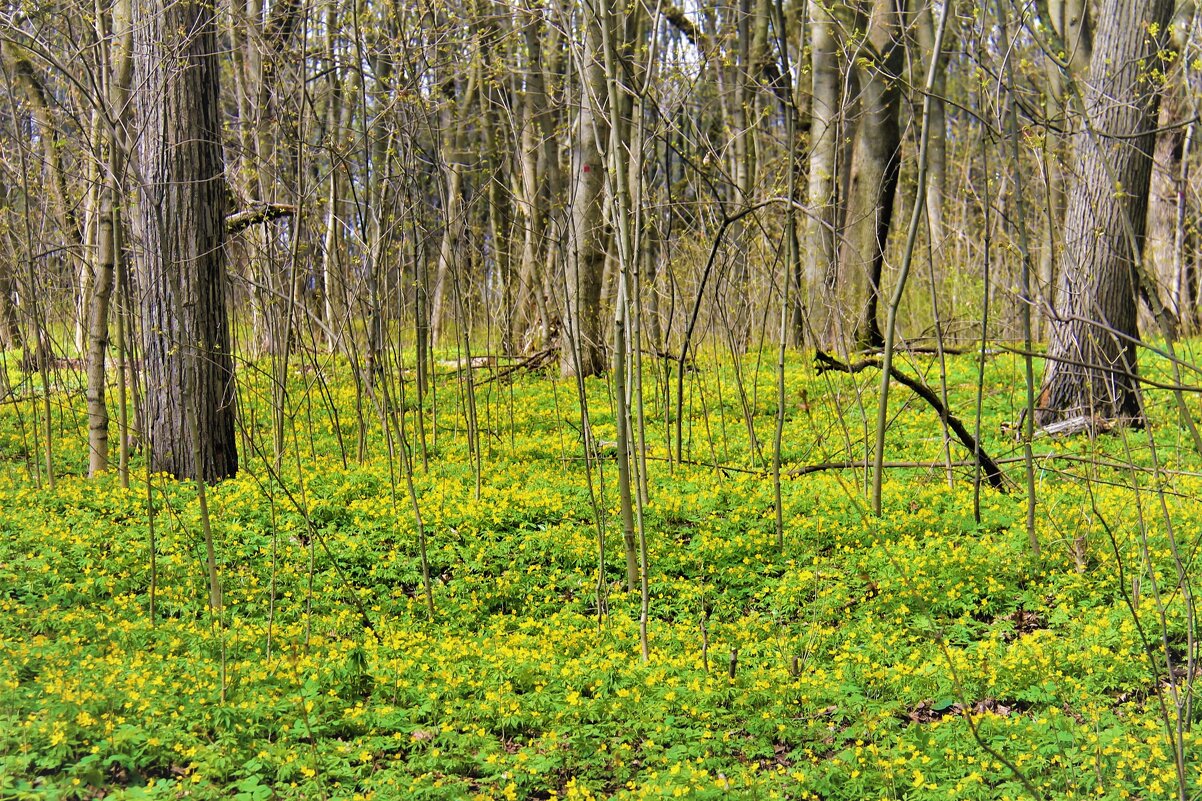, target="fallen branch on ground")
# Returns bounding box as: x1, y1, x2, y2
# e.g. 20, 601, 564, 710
1032, 415, 1116, 439
478, 348, 557, 384
814, 349, 1008, 492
